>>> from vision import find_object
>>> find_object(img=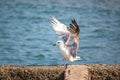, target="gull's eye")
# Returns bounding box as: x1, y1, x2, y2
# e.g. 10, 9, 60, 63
58, 42, 60, 44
